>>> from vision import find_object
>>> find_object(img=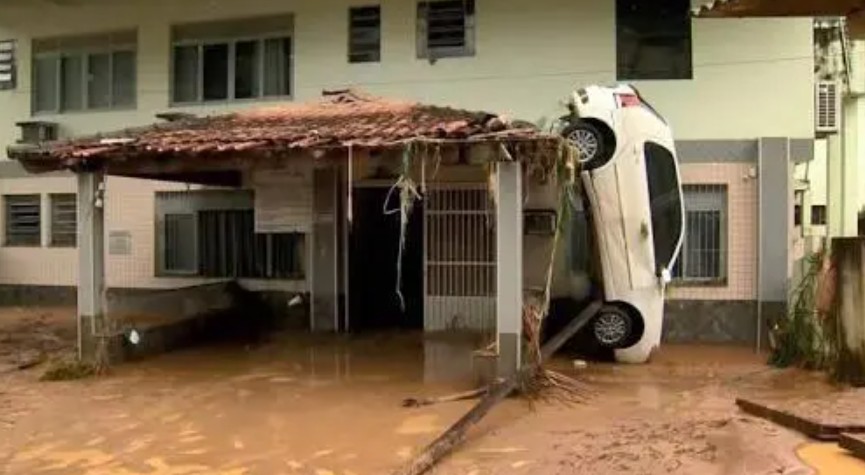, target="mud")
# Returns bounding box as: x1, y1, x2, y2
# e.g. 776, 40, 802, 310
0, 308, 850, 475
0, 307, 76, 371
